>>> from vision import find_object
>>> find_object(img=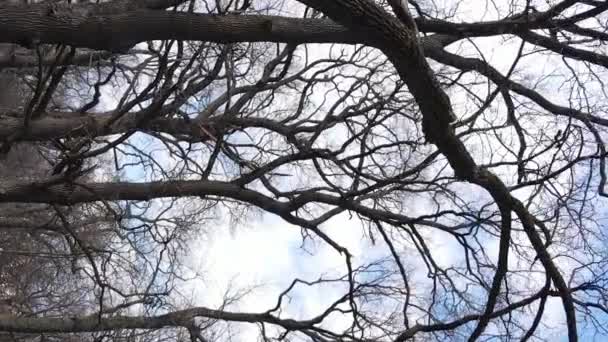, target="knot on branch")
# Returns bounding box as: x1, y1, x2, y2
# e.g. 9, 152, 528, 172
45, 3, 89, 26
